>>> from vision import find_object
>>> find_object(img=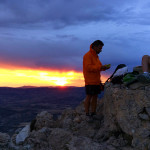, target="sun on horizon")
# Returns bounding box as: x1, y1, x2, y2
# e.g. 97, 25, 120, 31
0, 67, 84, 87
0, 65, 109, 87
